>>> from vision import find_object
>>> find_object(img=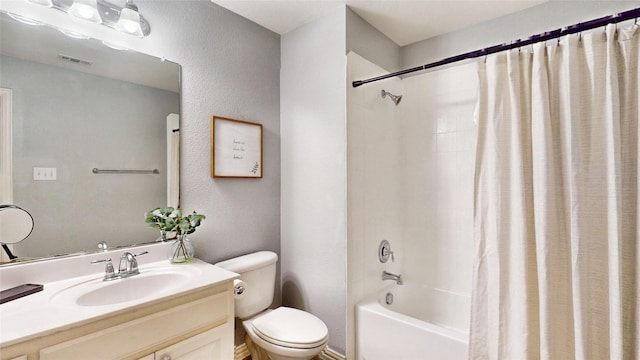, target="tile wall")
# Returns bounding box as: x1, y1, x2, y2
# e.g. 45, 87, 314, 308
401, 63, 478, 334
347, 52, 478, 358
